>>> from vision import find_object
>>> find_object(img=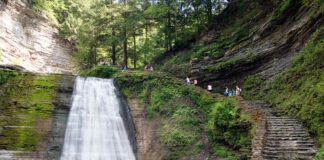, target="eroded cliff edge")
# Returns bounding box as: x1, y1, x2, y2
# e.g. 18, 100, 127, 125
0, 0, 73, 74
